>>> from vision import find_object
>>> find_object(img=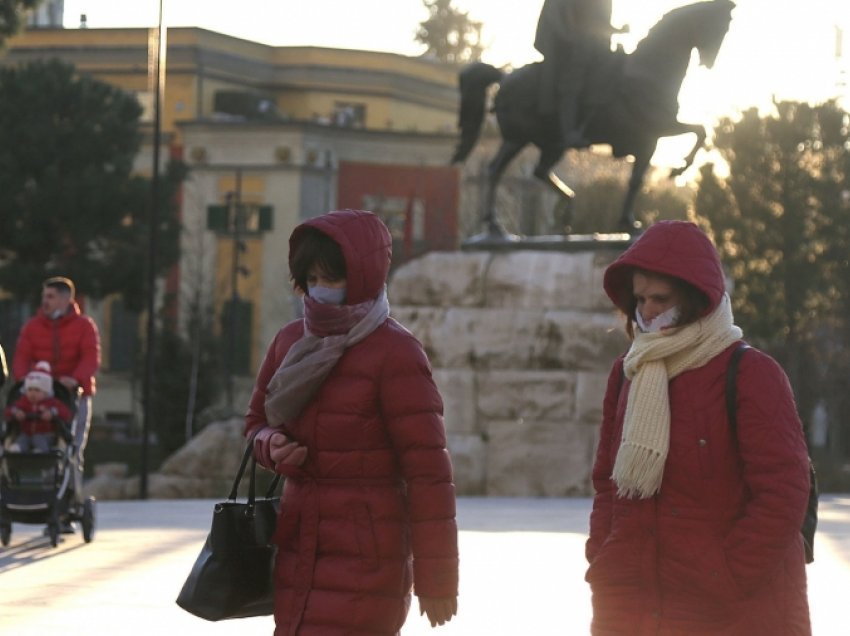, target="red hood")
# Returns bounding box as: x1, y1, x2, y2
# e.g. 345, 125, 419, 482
289, 209, 392, 305
603, 221, 726, 314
